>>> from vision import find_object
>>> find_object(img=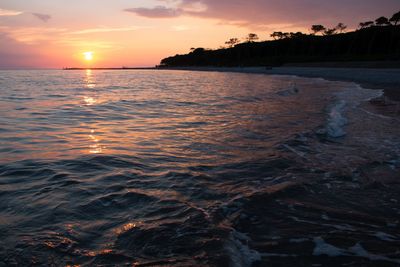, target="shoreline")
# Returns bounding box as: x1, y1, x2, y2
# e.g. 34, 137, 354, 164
161, 66, 400, 117
160, 66, 400, 90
